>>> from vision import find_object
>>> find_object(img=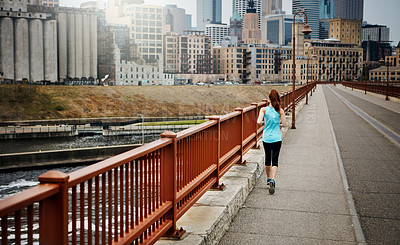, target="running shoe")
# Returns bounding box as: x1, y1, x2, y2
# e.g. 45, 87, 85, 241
269, 179, 275, 194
